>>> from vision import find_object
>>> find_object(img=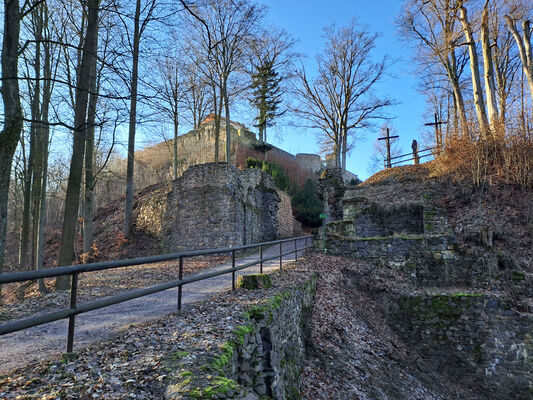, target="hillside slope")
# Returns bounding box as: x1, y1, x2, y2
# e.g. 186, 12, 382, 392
317, 164, 533, 398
